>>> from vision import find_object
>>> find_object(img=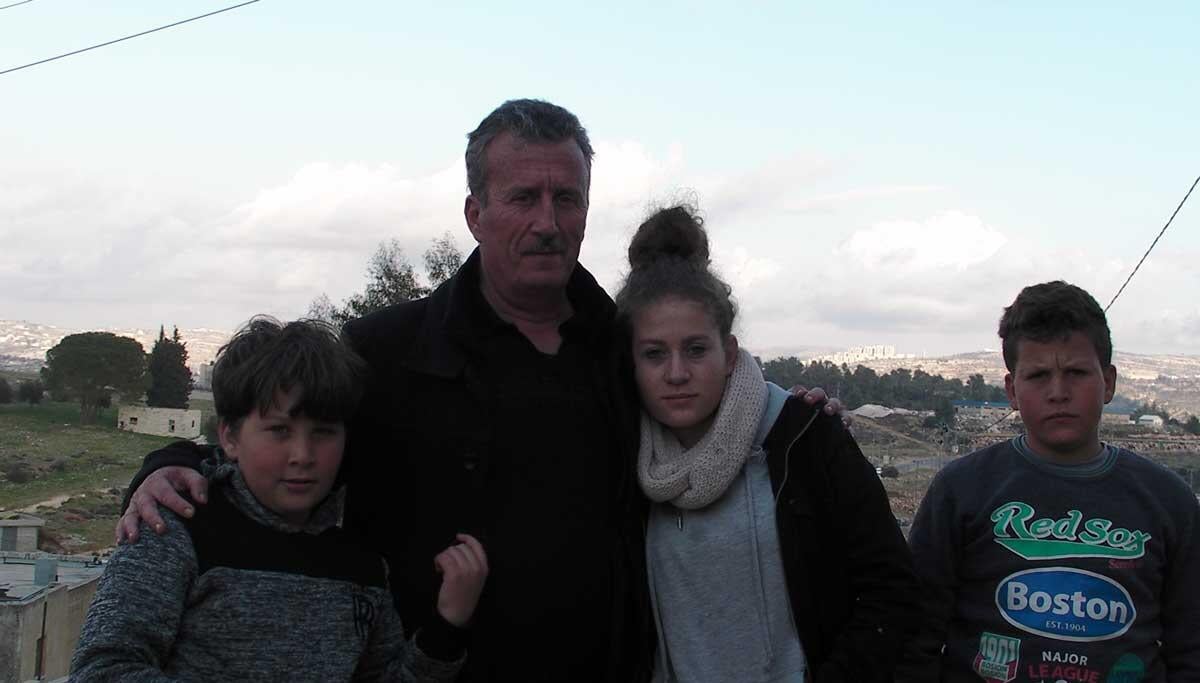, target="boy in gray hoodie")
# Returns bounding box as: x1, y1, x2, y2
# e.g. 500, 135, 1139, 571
71, 317, 488, 682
